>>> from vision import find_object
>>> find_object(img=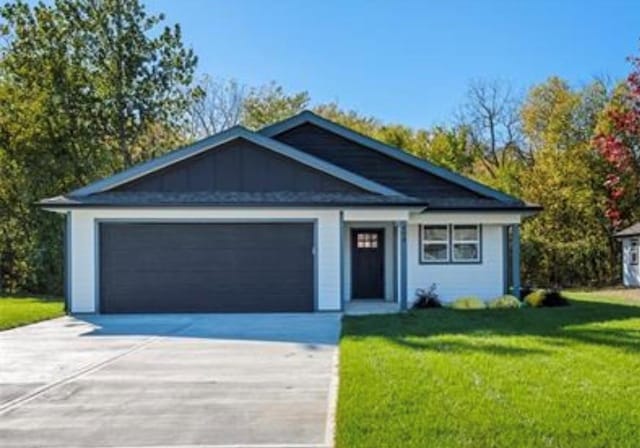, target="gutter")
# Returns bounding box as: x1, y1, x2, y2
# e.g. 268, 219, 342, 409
38, 202, 431, 211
